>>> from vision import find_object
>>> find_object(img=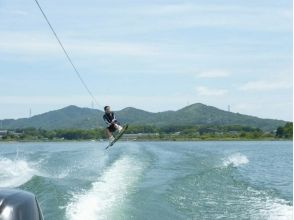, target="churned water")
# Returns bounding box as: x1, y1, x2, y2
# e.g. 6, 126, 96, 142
0, 141, 292, 219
